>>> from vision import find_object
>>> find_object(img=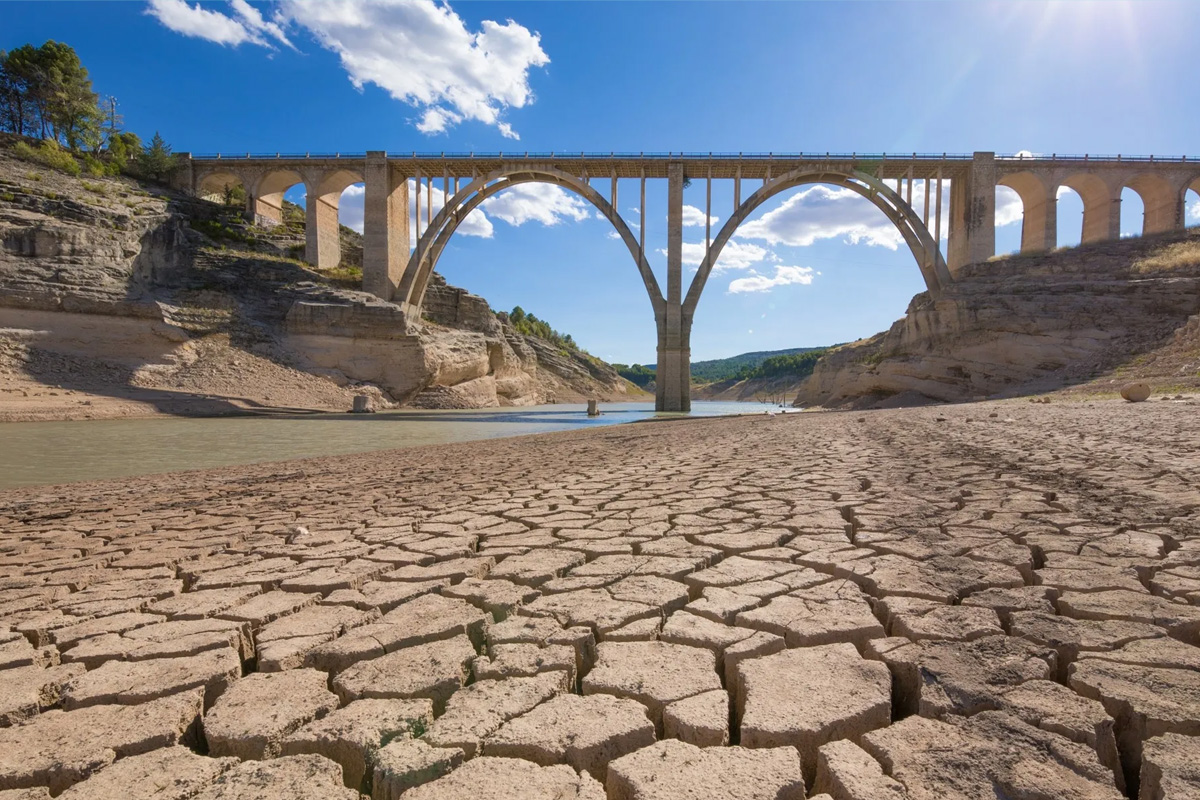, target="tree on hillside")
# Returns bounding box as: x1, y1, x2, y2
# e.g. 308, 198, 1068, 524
0, 41, 101, 149
137, 131, 176, 183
